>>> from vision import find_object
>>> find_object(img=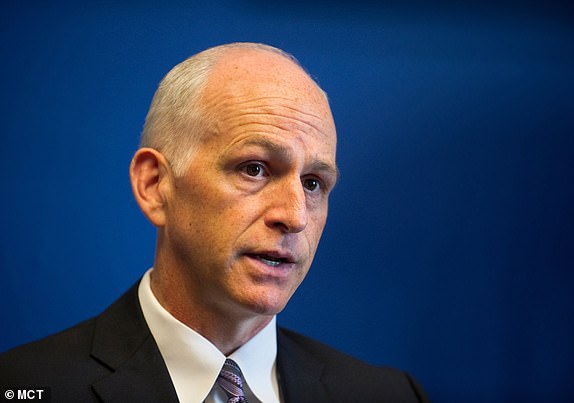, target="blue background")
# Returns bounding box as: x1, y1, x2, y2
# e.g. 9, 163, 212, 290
1, 1, 573, 402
